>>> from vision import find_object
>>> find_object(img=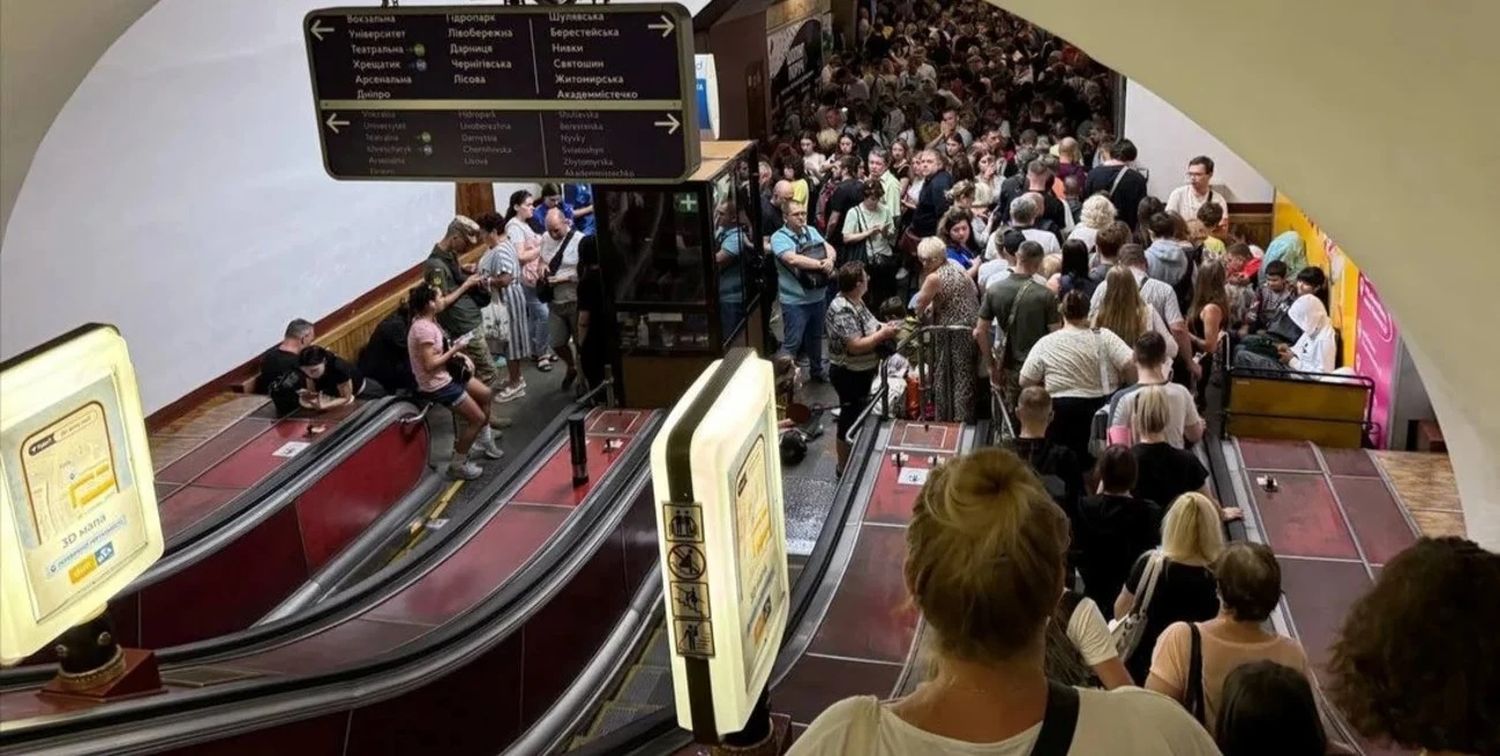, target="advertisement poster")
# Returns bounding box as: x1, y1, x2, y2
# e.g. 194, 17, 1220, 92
695, 54, 720, 140
1272, 193, 1361, 366
766, 15, 826, 135
2, 376, 149, 622
1354, 274, 1399, 448
731, 431, 783, 688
